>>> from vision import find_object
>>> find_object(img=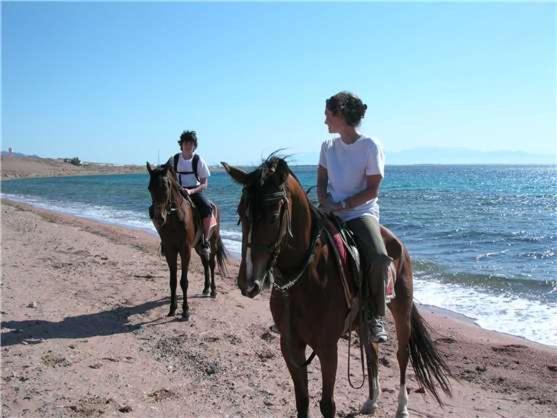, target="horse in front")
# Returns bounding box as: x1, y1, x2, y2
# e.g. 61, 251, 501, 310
223, 156, 452, 418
